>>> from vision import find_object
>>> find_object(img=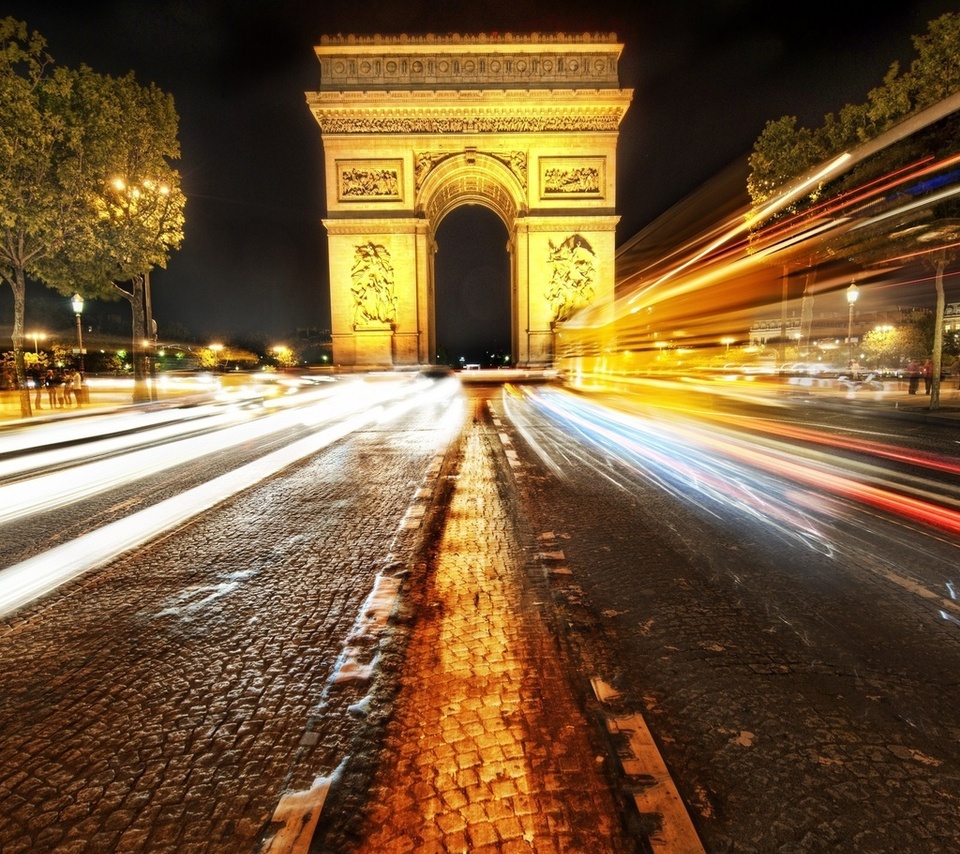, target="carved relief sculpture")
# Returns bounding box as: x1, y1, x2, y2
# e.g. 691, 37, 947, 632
351, 242, 398, 328
539, 157, 605, 198
546, 234, 596, 324
543, 166, 600, 194
414, 150, 527, 191
337, 161, 403, 201
340, 168, 400, 197
415, 152, 447, 189
491, 150, 527, 189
